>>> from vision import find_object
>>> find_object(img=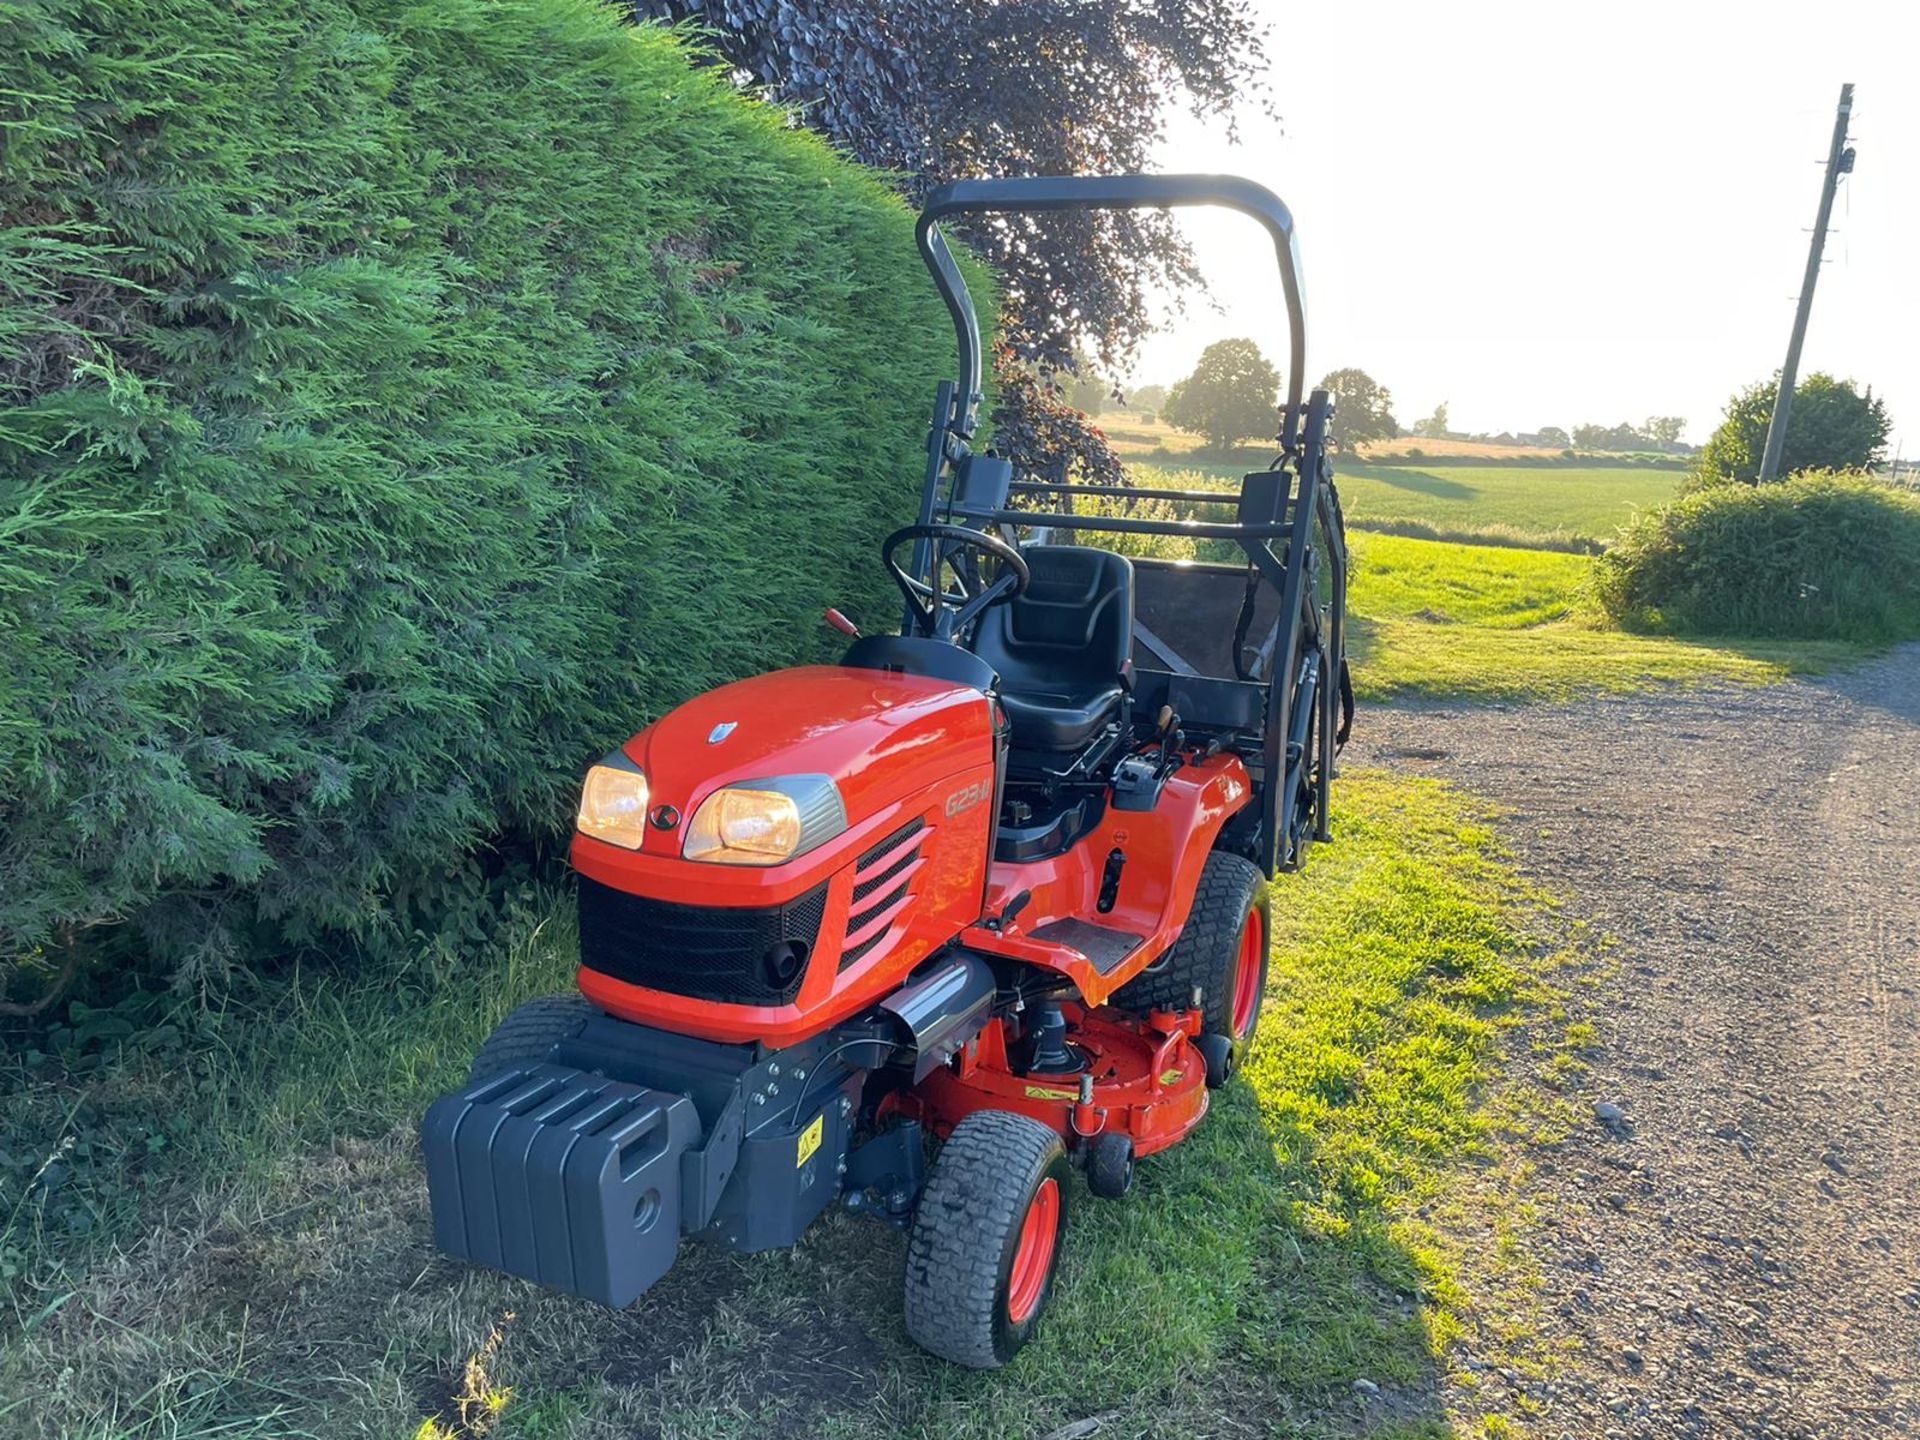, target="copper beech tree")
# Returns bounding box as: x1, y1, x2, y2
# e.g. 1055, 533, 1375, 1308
634, 0, 1271, 478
